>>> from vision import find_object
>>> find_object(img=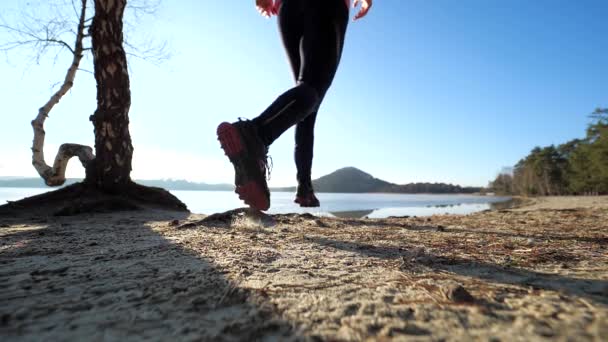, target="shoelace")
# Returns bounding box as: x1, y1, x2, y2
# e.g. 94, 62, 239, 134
261, 154, 273, 181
